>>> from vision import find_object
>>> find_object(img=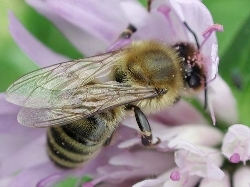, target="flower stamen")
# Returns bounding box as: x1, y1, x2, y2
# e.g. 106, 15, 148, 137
200, 24, 224, 50
230, 153, 241, 163
170, 170, 181, 181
